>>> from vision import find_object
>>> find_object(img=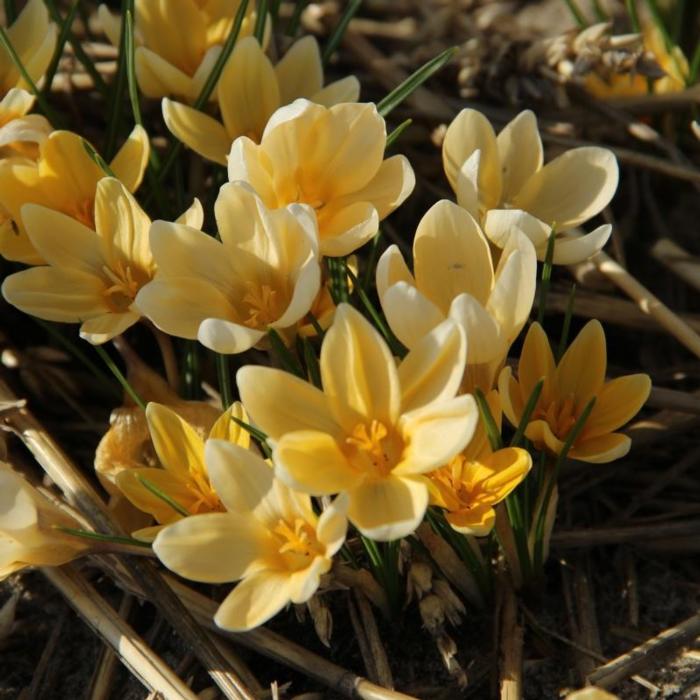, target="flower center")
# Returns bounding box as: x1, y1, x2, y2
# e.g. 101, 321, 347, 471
241, 281, 280, 328
70, 198, 95, 228
185, 471, 222, 514
534, 393, 578, 440
103, 263, 141, 312
344, 420, 403, 480
273, 517, 323, 571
